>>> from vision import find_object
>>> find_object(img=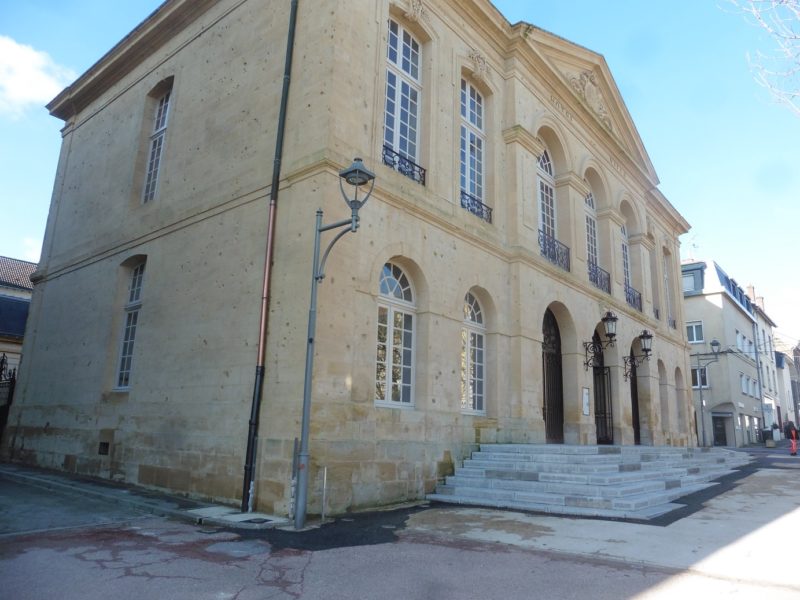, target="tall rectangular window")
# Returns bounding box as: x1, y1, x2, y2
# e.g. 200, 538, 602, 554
537, 151, 555, 239
459, 79, 484, 201
143, 90, 171, 203
117, 263, 145, 388
384, 19, 421, 164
